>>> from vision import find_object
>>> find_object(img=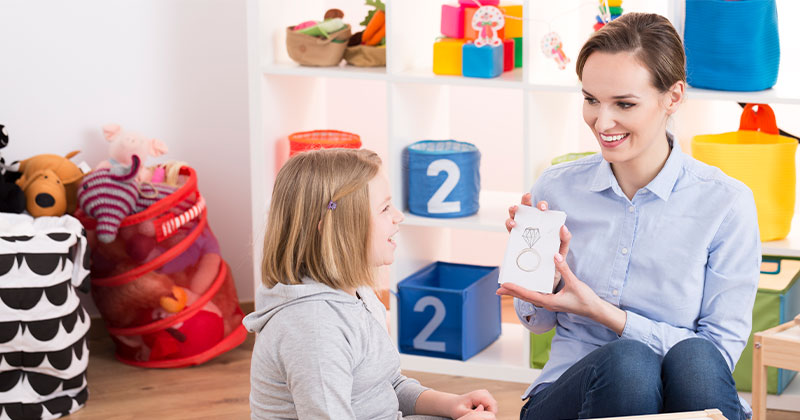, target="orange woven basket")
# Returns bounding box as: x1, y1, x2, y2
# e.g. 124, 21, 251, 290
288, 130, 361, 156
